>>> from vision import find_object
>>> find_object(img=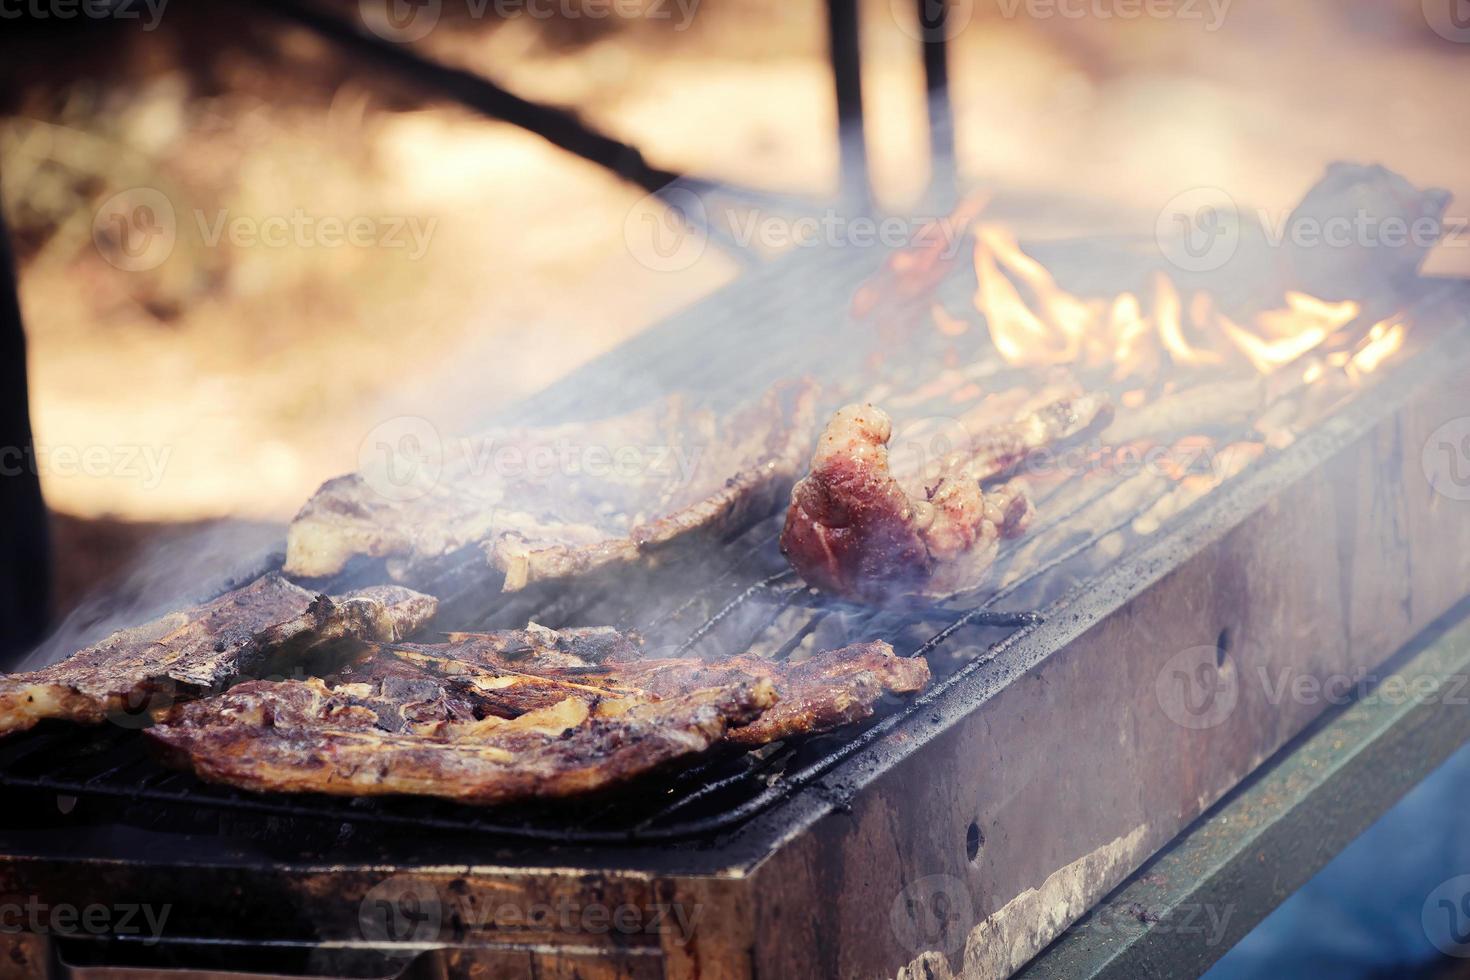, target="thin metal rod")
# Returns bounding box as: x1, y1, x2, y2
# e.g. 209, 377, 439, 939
826, 0, 872, 211
247, 0, 680, 194
670, 570, 794, 657
917, 0, 958, 203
